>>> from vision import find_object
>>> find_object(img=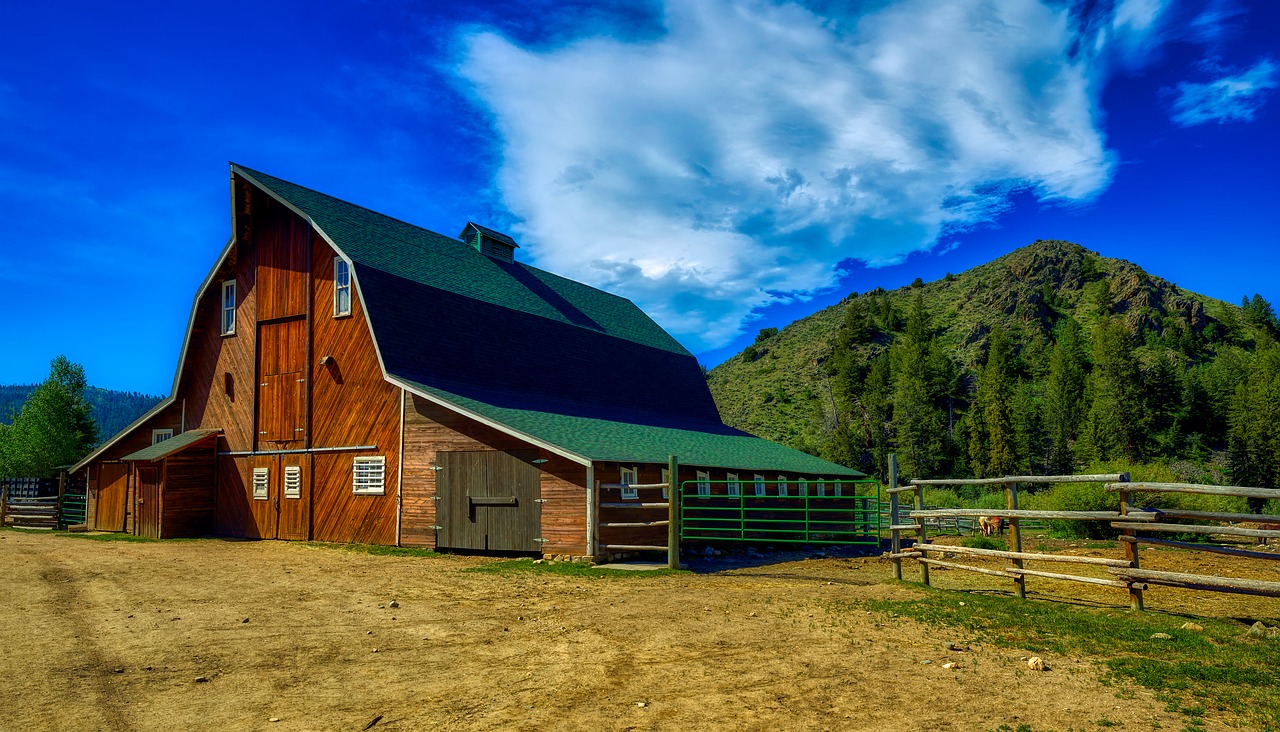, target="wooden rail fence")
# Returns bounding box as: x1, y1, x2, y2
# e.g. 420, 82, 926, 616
1, 473, 88, 530
890, 470, 1280, 609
